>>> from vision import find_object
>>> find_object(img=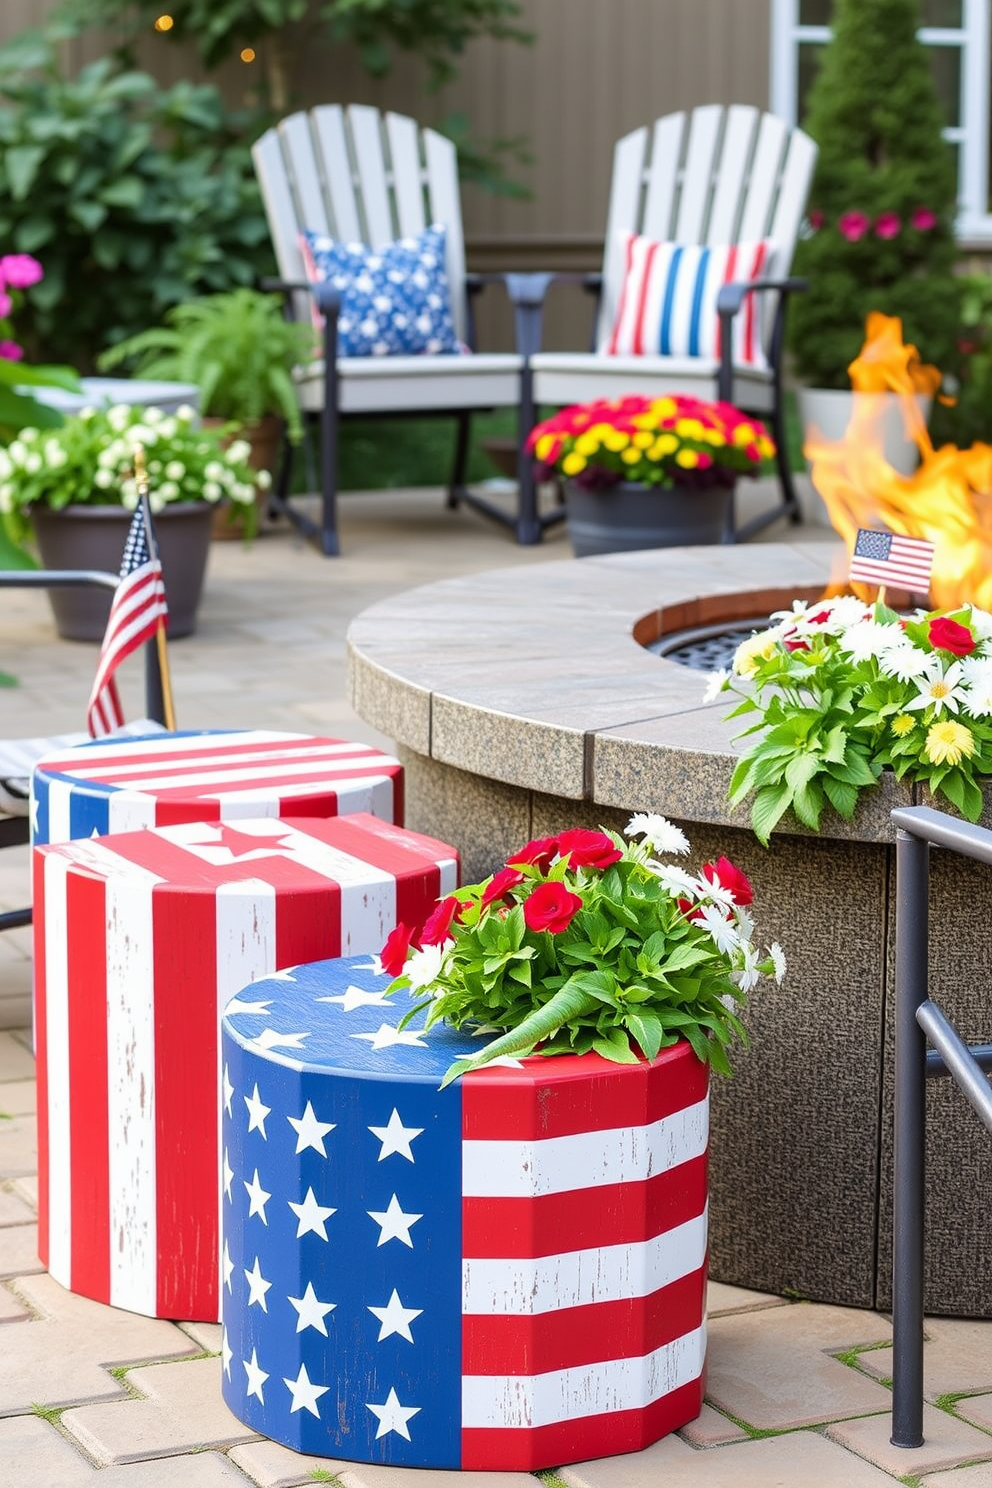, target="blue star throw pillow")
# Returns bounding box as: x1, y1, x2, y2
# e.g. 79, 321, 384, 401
299, 223, 462, 357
